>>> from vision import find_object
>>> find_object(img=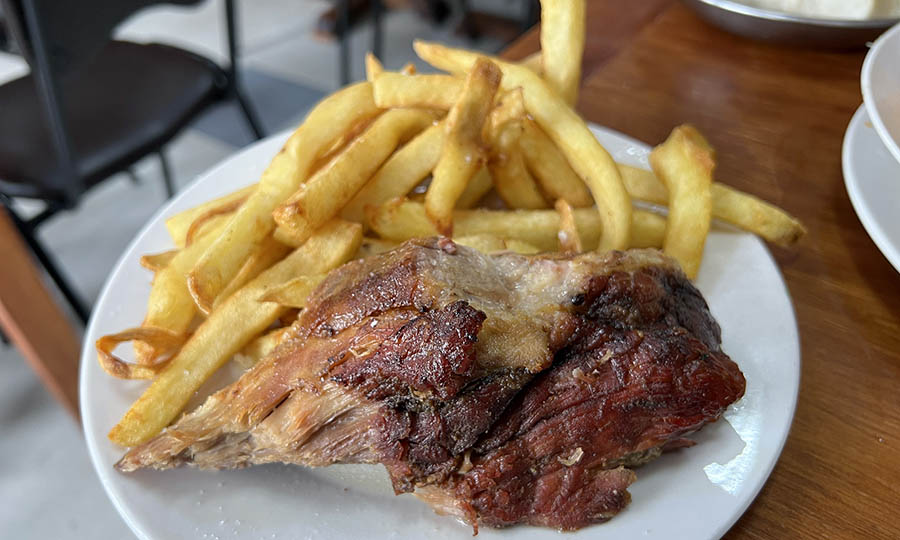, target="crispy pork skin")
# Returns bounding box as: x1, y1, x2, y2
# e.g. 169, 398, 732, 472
116, 238, 745, 531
